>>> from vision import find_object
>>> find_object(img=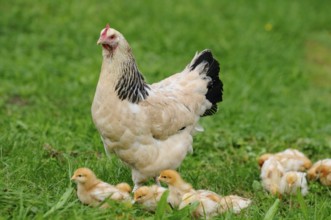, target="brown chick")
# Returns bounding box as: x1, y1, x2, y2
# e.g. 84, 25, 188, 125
316, 164, 331, 186
71, 167, 132, 207
307, 159, 331, 183
158, 169, 193, 208
133, 185, 167, 211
